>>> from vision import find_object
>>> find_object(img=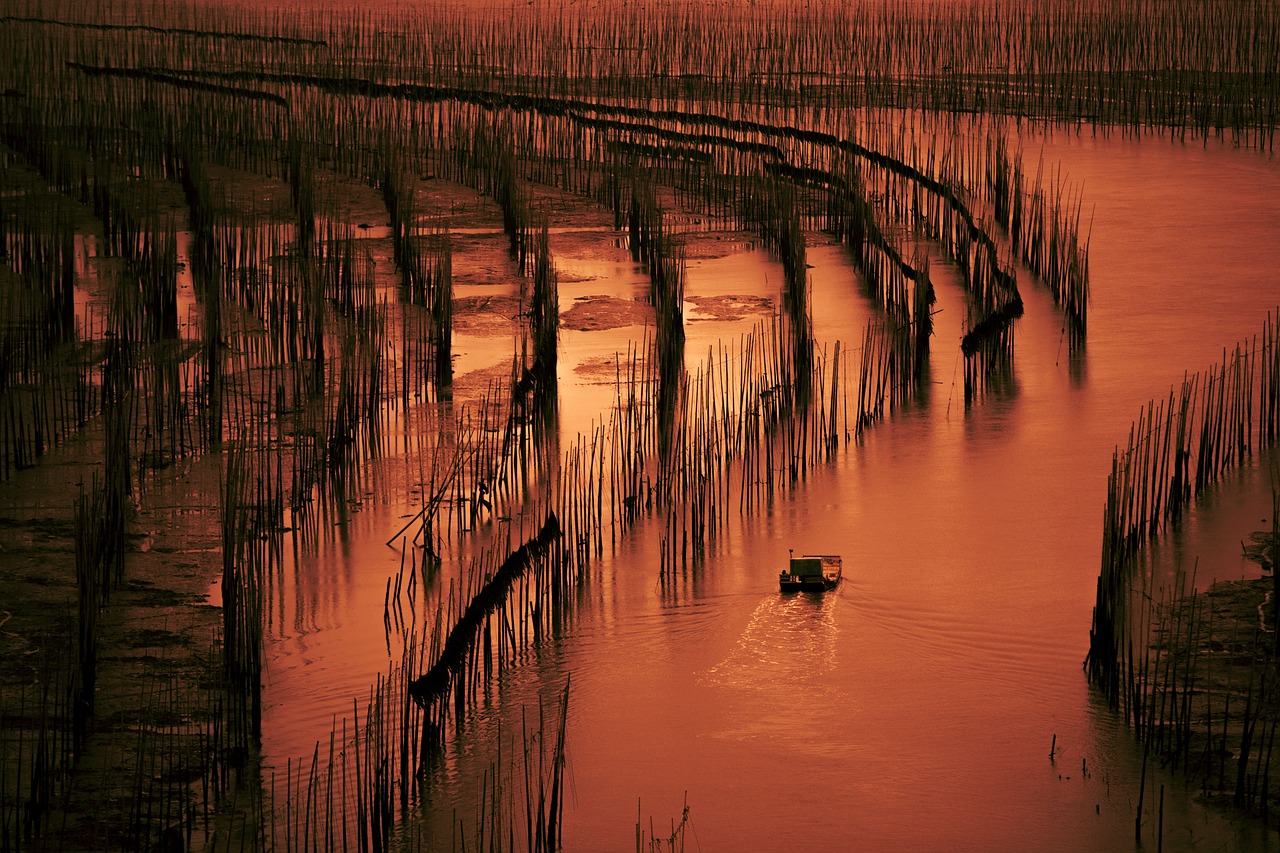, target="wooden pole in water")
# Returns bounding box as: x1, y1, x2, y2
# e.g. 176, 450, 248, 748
1136, 739, 1148, 843
1157, 783, 1164, 853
